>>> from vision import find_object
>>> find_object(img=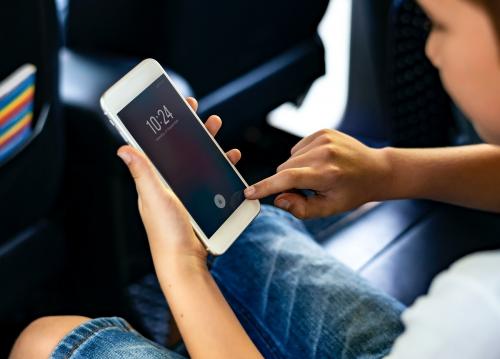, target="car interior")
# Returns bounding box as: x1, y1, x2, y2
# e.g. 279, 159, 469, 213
1, 0, 500, 356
